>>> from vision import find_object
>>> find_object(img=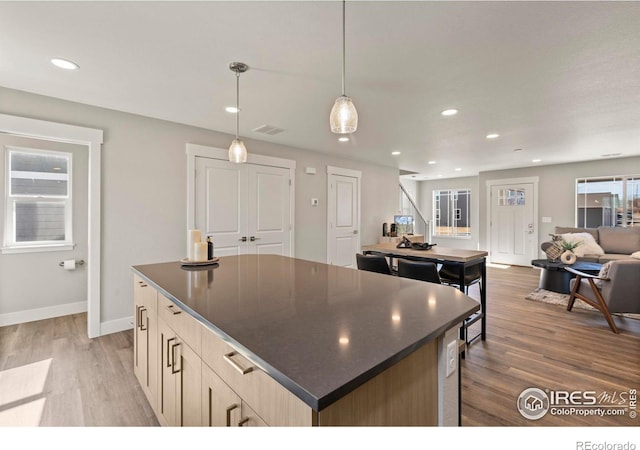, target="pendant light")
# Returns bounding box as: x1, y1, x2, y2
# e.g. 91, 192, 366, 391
330, 0, 358, 134
228, 62, 249, 163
